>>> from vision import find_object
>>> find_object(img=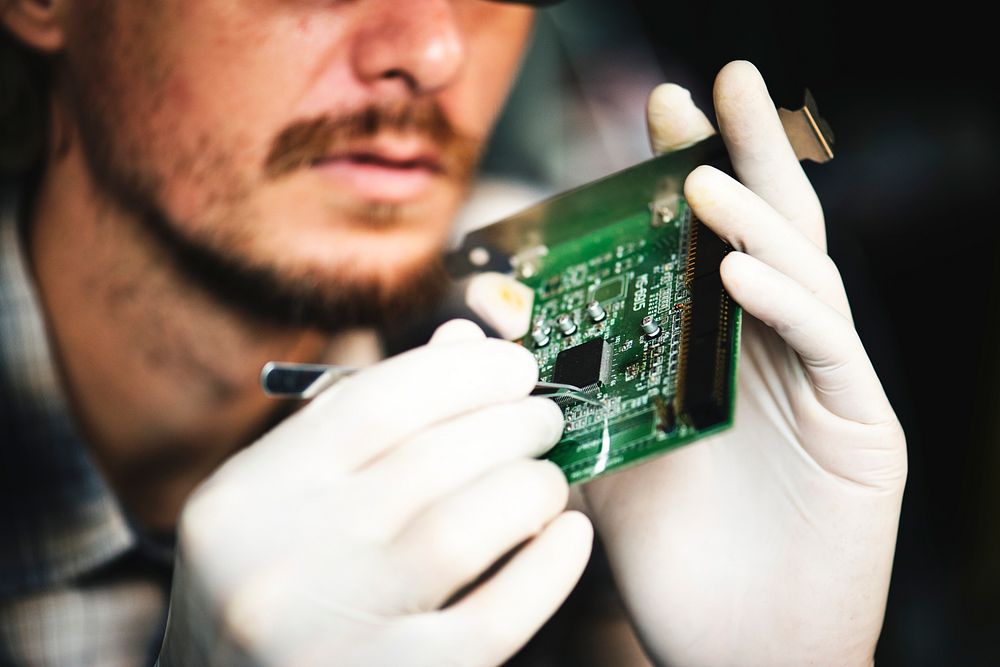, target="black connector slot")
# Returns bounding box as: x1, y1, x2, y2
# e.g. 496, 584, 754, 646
689, 217, 729, 280
689, 273, 724, 337
679, 219, 736, 429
